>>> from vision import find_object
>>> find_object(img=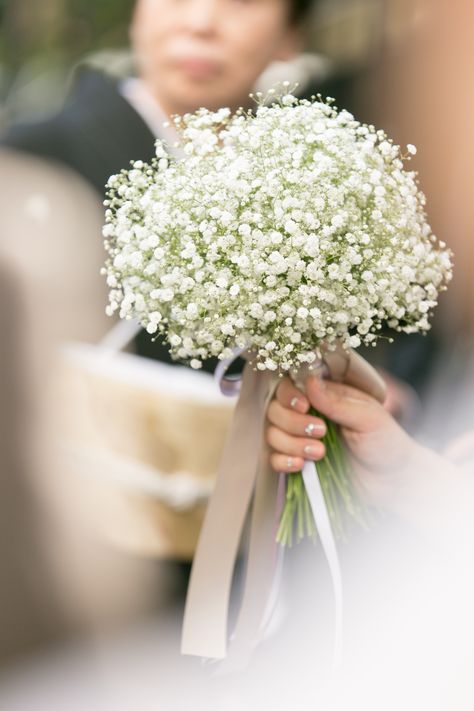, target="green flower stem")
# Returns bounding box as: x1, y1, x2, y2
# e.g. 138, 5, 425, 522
276, 407, 370, 547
